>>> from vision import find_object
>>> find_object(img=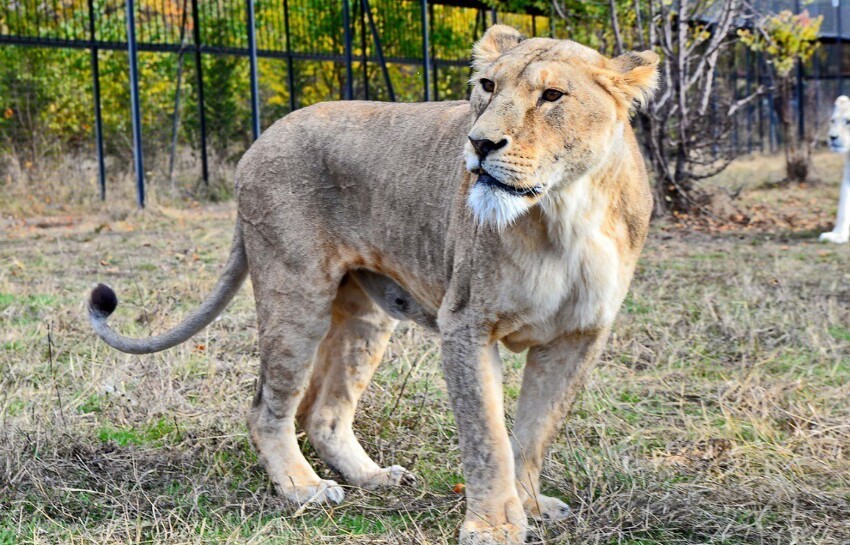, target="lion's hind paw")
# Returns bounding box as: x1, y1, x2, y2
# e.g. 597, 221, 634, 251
279, 478, 345, 506
361, 465, 417, 489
